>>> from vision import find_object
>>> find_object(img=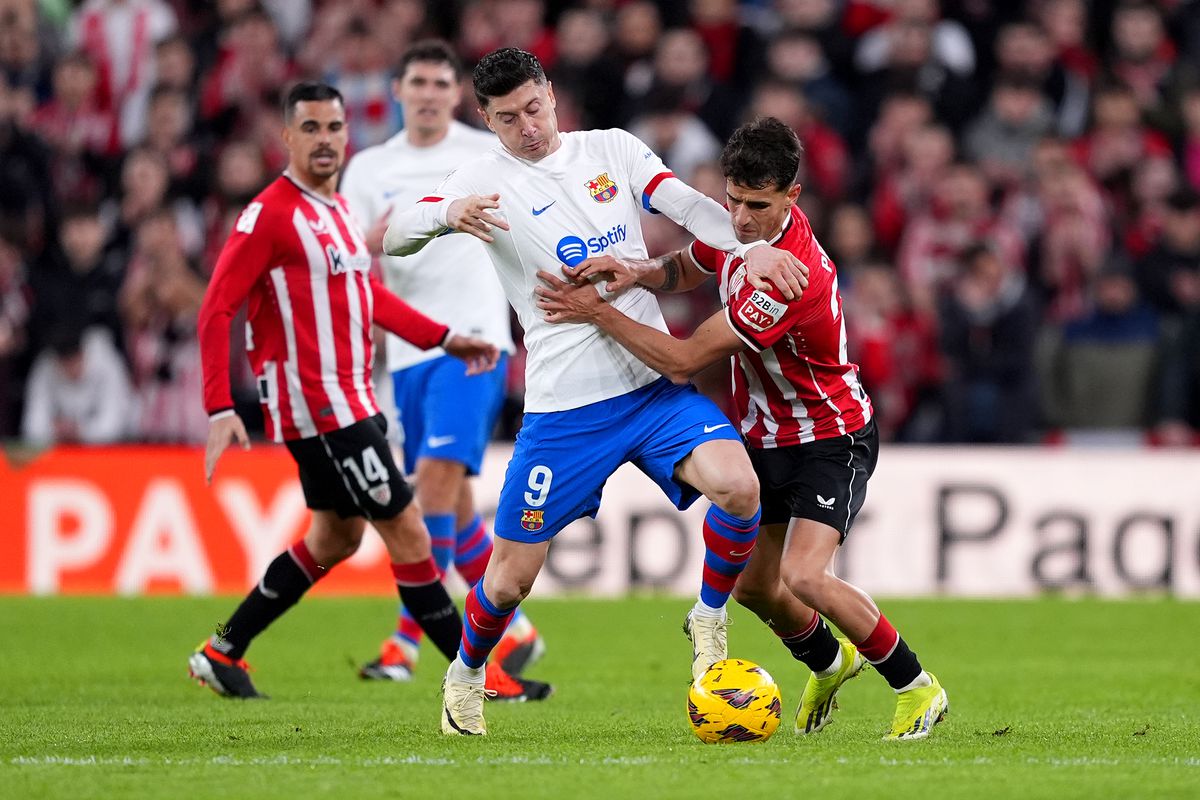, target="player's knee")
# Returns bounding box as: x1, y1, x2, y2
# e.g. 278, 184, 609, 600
781, 566, 827, 609
485, 574, 532, 609
713, 468, 760, 519
731, 577, 771, 614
